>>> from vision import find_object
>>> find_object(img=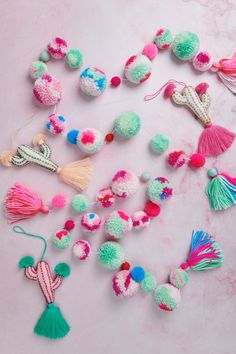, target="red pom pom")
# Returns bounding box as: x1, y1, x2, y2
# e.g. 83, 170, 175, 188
189, 153, 206, 168
121, 262, 130, 271
105, 133, 114, 143
144, 201, 160, 217
51, 194, 67, 209
164, 84, 176, 98
64, 219, 75, 231
111, 76, 121, 87
195, 82, 209, 95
